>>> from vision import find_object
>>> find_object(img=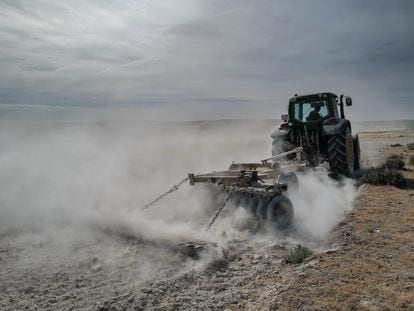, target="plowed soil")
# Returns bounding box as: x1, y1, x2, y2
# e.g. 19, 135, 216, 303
1, 129, 413, 311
